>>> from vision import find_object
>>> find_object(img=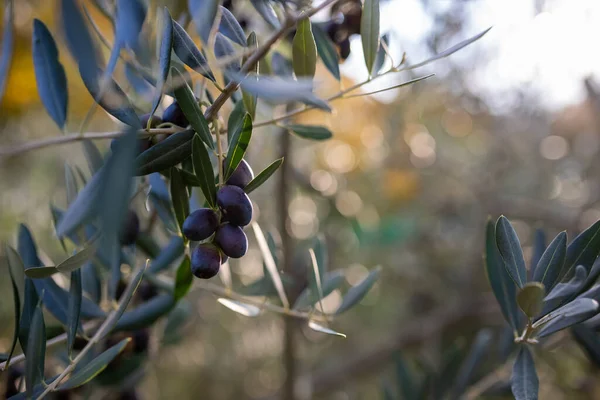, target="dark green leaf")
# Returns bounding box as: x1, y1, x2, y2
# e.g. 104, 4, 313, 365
5, 245, 23, 368
336, 266, 381, 314
533, 231, 565, 291
172, 69, 214, 148
402, 27, 492, 72
32, 19, 68, 129
214, 32, 240, 72
57, 245, 97, 273
61, 0, 101, 85
169, 167, 189, 232
24, 266, 59, 278
292, 18, 317, 78
135, 129, 195, 176
60, 338, 131, 390
25, 301, 46, 396
114, 294, 175, 331
103, 0, 146, 77
102, 265, 146, 336
97, 128, 137, 299
218, 6, 246, 47
361, 0, 380, 75
294, 270, 344, 310
125, 62, 153, 96
312, 23, 340, 80
511, 346, 538, 400
226, 72, 331, 111
542, 265, 588, 315
0, 0, 13, 104
564, 219, 600, 280
79, 65, 141, 128
530, 229, 546, 278
82, 140, 103, 174
148, 236, 185, 274
162, 300, 192, 345
150, 7, 173, 118
81, 262, 101, 303
18, 279, 39, 352
287, 124, 332, 141
536, 297, 599, 338
174, 255, 193, 302
18, 224, 42, 268
496, 216, 527, 288
485, 219, 520, 331
242, 32, 258, 119
372, 33, 389, 75
250, 0, 280, 29
67, 269, 82, 358
65, 163, 79, 205
225, 113, 252, 180
571, 324, 600, 368
244, 158, 284, 194
517, 282, 545, 318
452, 329, 493, 398
192, 134, 217, 208
227, 100, 245, 144
172, 20, 214, 81
189, 0, 219, 43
